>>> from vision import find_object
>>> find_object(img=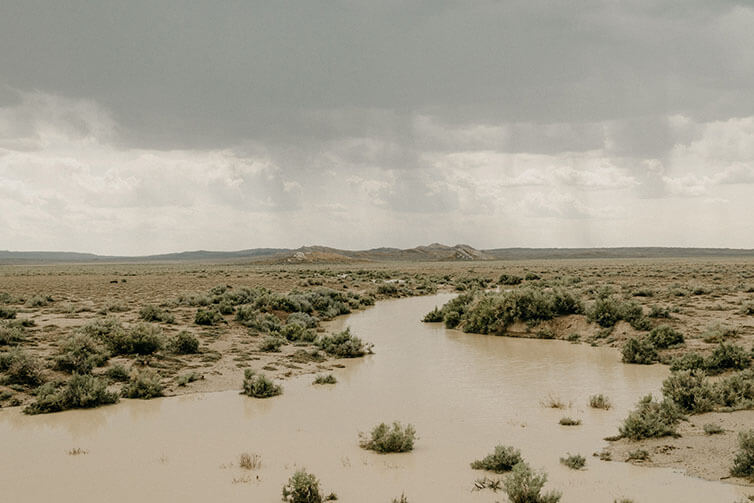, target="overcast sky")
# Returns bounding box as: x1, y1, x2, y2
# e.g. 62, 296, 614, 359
1, 1, 753, 255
